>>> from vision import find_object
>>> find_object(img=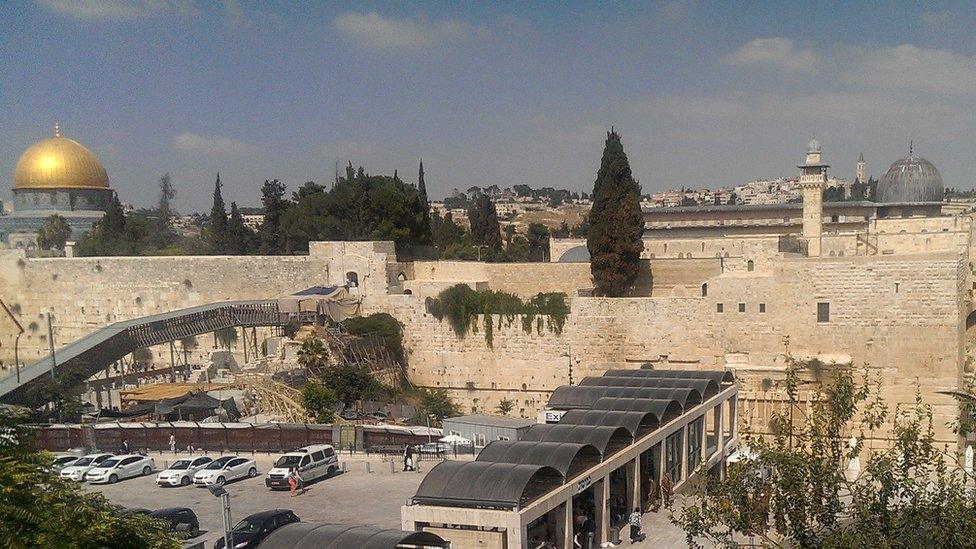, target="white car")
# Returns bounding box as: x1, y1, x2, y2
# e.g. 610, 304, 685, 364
155, 455, 214, 487
192, 456, 257, 486
59, 453, 114, 481
86, 454, 155, 484
51, 453, 82, 471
